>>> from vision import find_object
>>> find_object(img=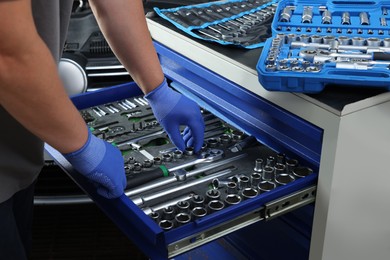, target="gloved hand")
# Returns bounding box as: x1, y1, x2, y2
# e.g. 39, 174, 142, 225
145, 78, 205, 152
63, 129, 126, 199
